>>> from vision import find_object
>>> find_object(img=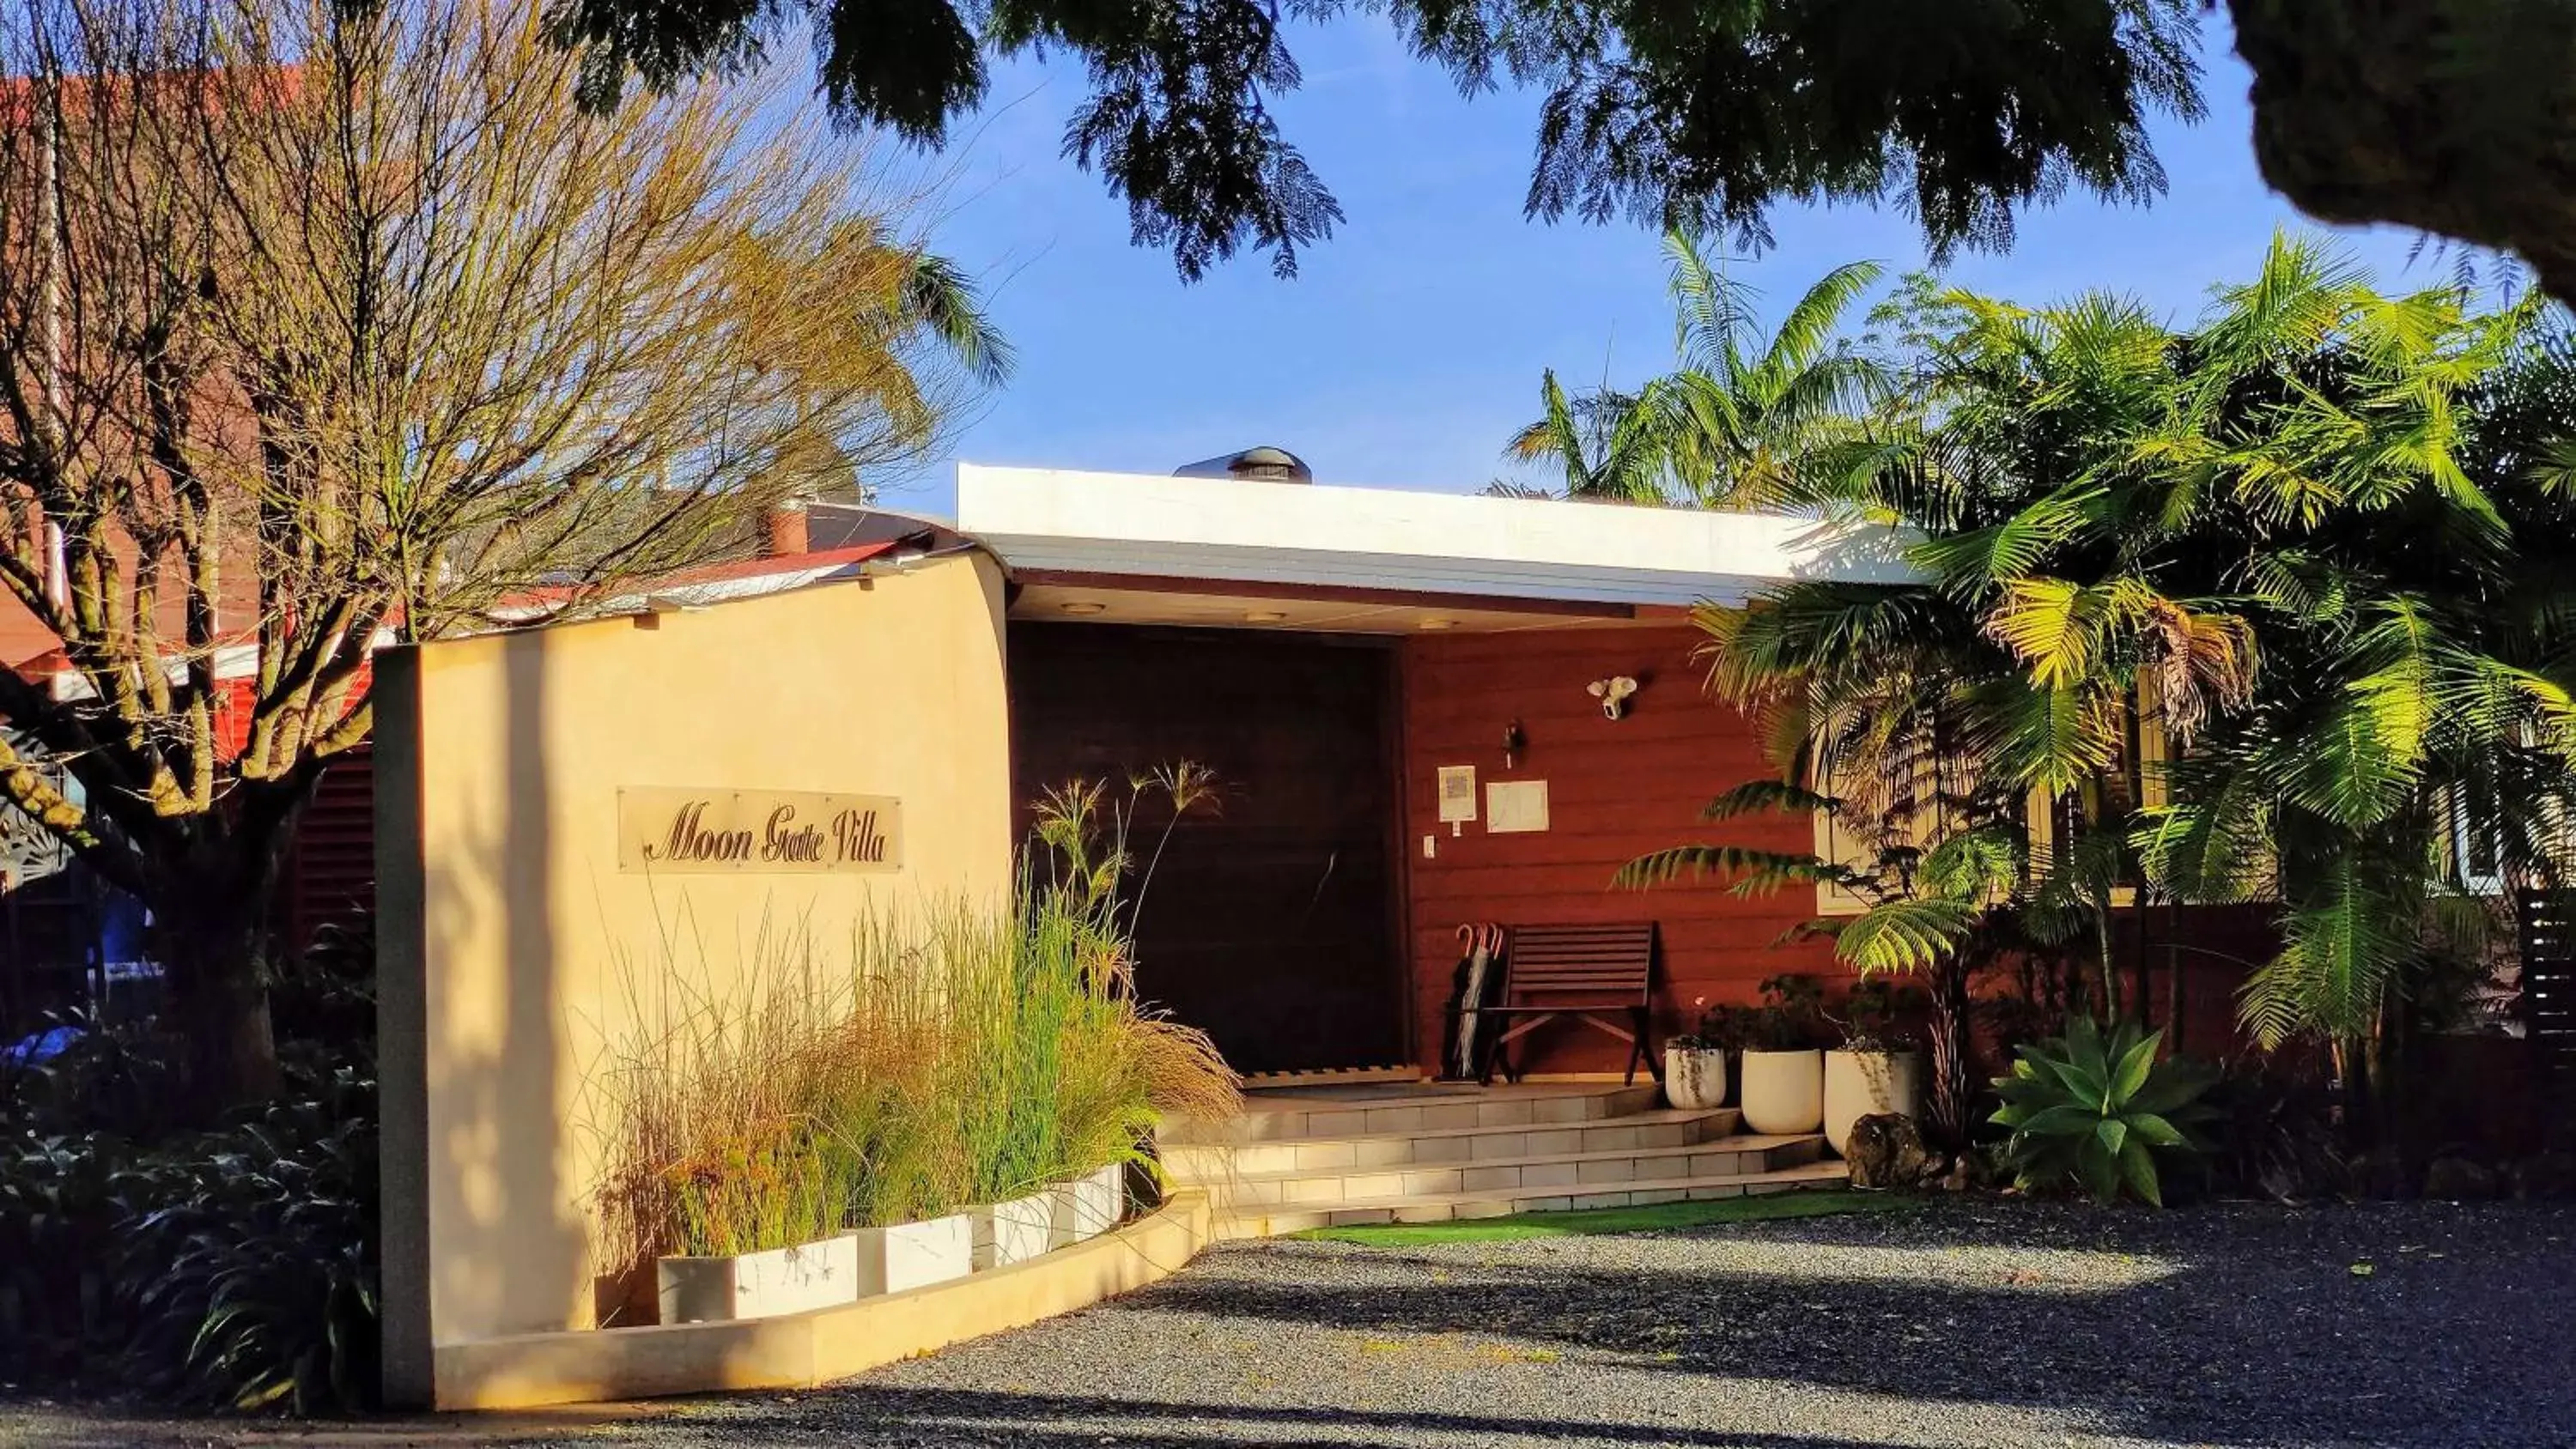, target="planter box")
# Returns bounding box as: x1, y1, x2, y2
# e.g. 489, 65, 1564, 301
846, 1212, 975, 1296
1739, 1048, 1826, 1135
1663, 1046, 1729, 1110
1824, 1048, 1923, 1157
656, 1234, 861, 1325
971, 1190, 1055, 1270
1048, 1162, 1124, 1248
